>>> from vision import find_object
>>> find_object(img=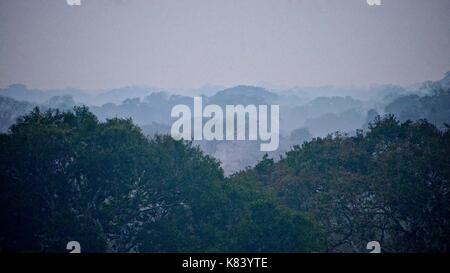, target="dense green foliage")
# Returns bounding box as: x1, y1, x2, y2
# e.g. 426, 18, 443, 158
245, 116, 450, 252
0, 107, 449, 253
0, 107, 321, 252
